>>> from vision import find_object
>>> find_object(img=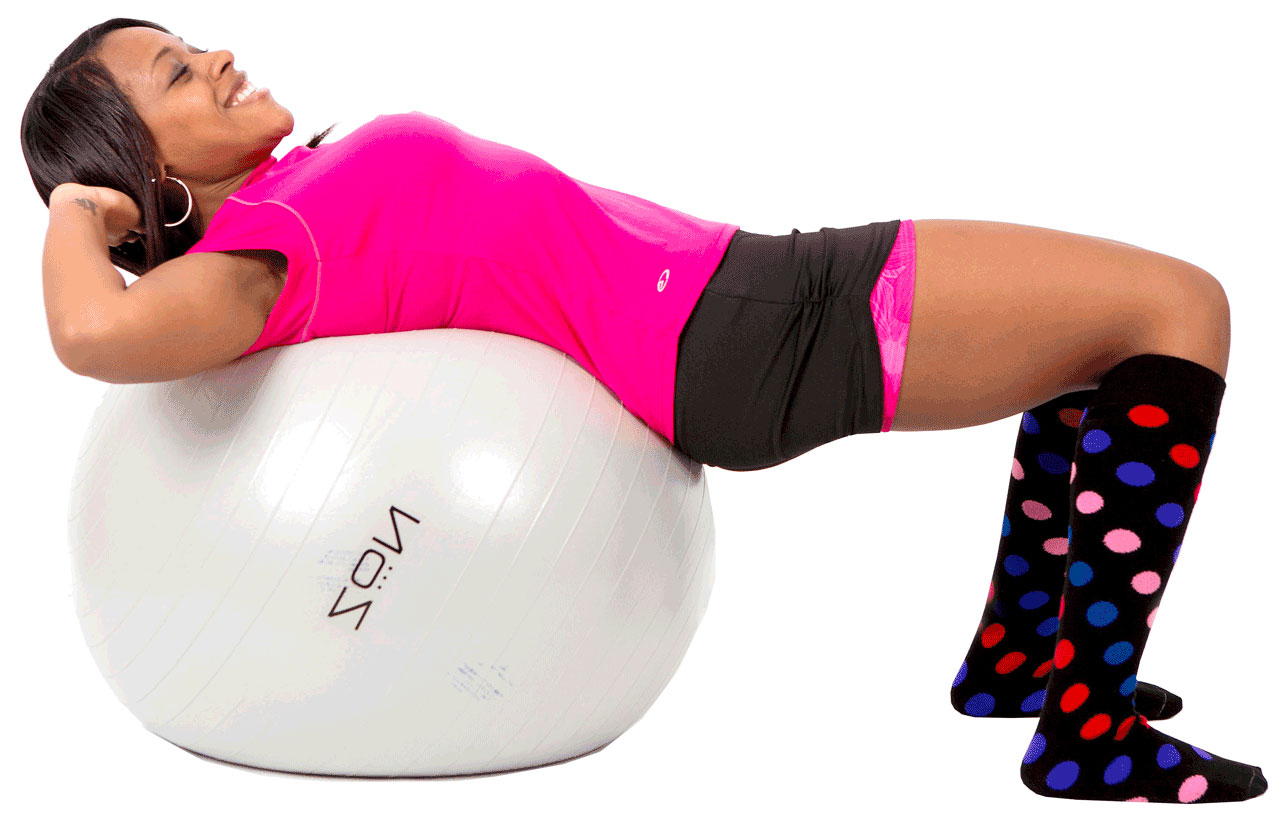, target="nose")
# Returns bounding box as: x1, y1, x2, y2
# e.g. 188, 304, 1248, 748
206, 49, 235, 78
